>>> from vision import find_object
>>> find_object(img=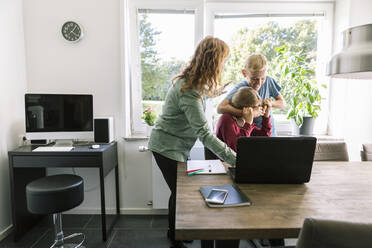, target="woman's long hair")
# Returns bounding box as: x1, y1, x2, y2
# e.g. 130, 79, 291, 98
172, 36, 229, 97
